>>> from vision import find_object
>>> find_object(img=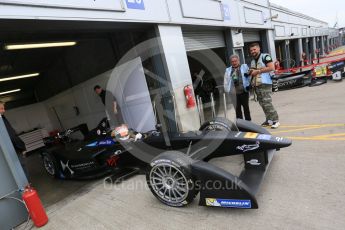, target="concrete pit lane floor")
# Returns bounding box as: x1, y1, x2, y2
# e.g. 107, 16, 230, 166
24, 152, 93, 207
17, 79, 345, 230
